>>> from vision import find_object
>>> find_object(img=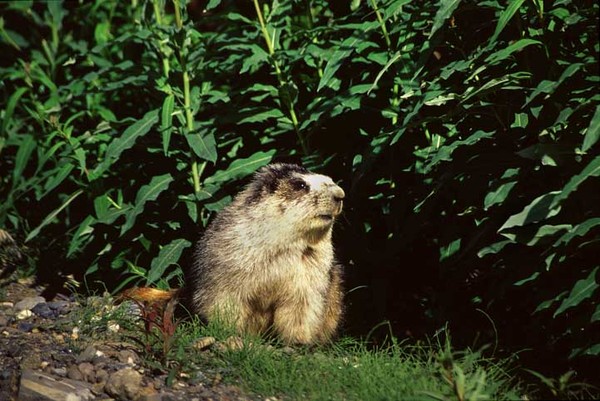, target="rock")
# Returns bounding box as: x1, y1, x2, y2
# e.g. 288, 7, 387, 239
67, 364, 83, 381
17, 322, 33, 333
31, 303, 55, 319
0, 316, 10, 326
117, 349, 139, 365
76, 344, 98, 363
47, 301, 70, 315
18, 369, 94, 401
15, 309, 33, 320
192, 336, 216, 350
95, 368, 109, 383
51, 367, 67, 377
78, 362, 95, 383
105, 368, 143, 400
13, 296, 45, 312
